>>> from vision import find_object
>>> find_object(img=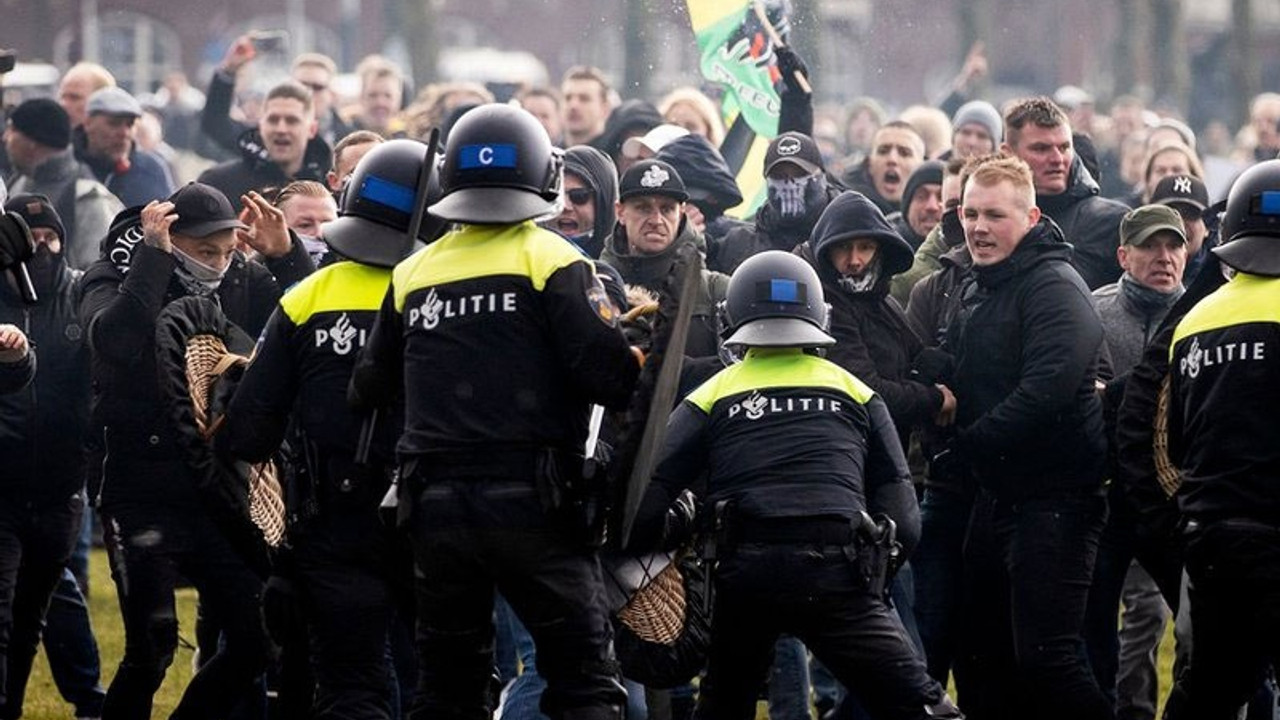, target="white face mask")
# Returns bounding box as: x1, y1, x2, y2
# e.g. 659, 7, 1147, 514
172, 245, 229, 293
